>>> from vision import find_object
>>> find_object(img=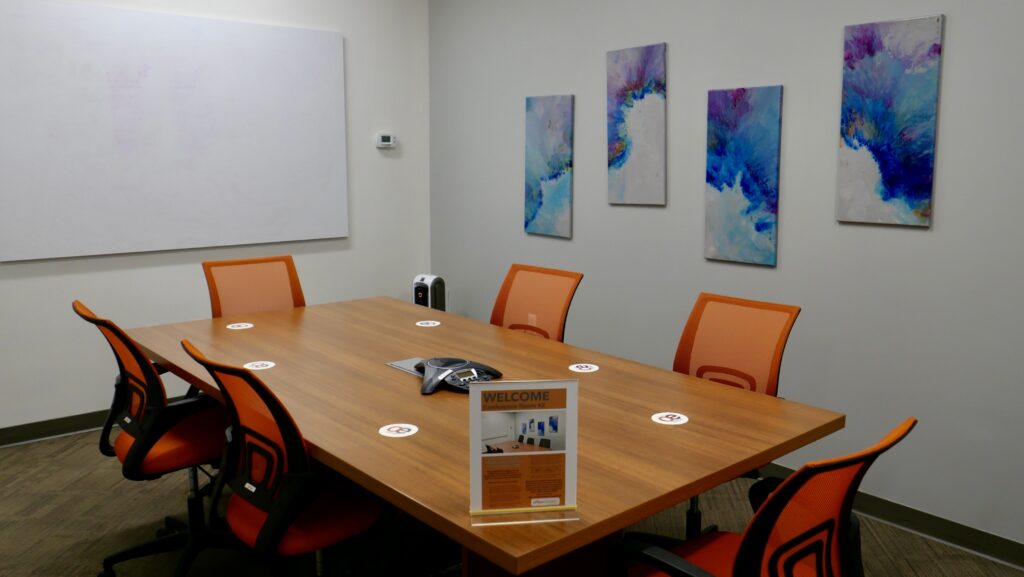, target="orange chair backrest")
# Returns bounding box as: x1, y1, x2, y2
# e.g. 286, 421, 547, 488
72, 300, 168, 434
202, 255, 305, 318
734, 417, 917, 577
490, 263, 583, 343
674, 293, 800, 396
182, 340, 309, 514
